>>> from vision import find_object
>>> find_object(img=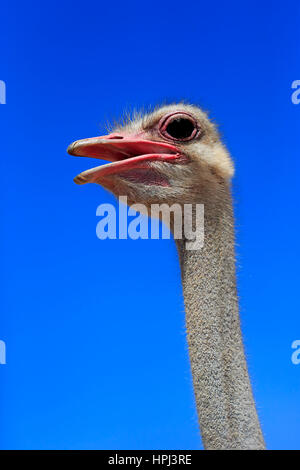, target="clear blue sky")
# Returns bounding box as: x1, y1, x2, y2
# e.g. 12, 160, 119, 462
1, 0, 299, 450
